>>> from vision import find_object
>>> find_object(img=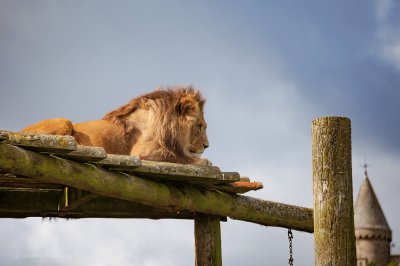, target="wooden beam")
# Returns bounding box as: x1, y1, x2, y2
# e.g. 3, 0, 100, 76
55, 145, 107, 162
0, 186, 62, 217
130, 160, 240, 185
95, 154, 142, 169
0, 143, 313, 232
195, 213, 222, 266
312, 117, 356, 265
0, 174, 64, 189
0, 130, 76, 153
218, 181, 263, 194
